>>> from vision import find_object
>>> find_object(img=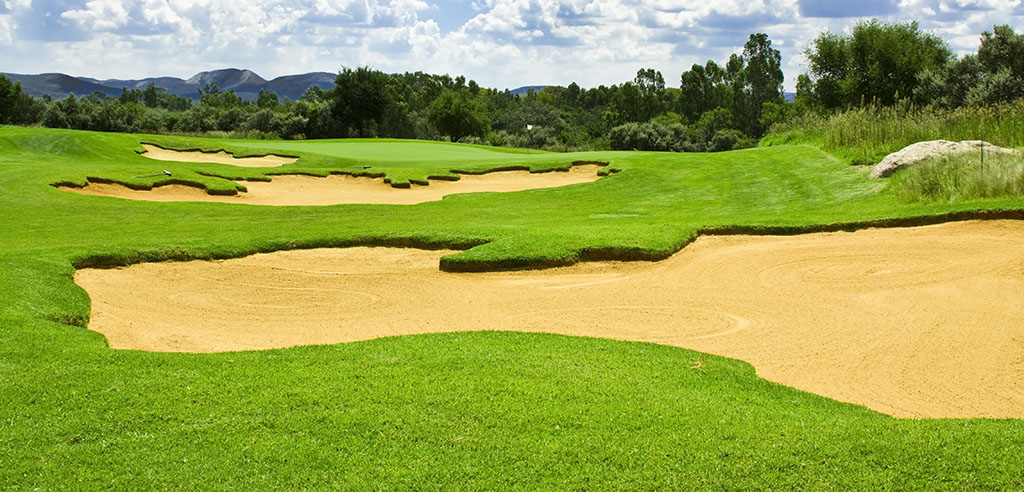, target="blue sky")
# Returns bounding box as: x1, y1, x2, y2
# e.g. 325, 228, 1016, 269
1, 0, 1022, 91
